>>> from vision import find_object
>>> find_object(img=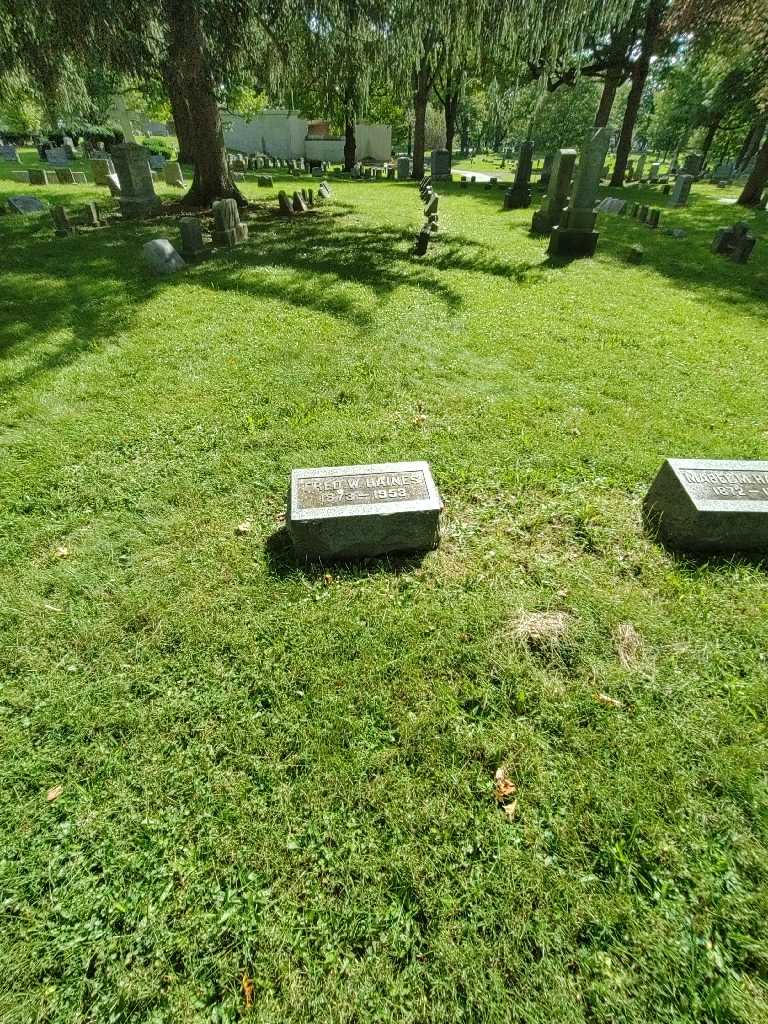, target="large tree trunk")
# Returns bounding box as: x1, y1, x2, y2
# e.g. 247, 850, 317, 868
164, 68, 195, 164
444, 87, 459, 165
344, 116, 356, 171
736, 117, 767, 171
737, 136, 768, 206
700, 120, 720, 162
610, 0, 663, 186
166, 0, 245, 208
594, 69, 622, 128
411, 57, 430, 179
